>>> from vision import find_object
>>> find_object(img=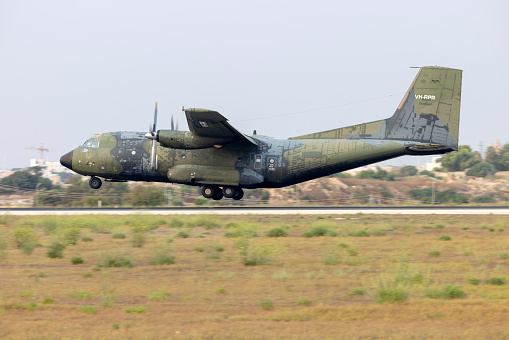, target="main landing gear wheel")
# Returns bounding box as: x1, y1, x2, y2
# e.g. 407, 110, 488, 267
232, 188, 244, 200
89, 177, 102, 189
202, 185, 221, 199
222, 186, 238, 199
